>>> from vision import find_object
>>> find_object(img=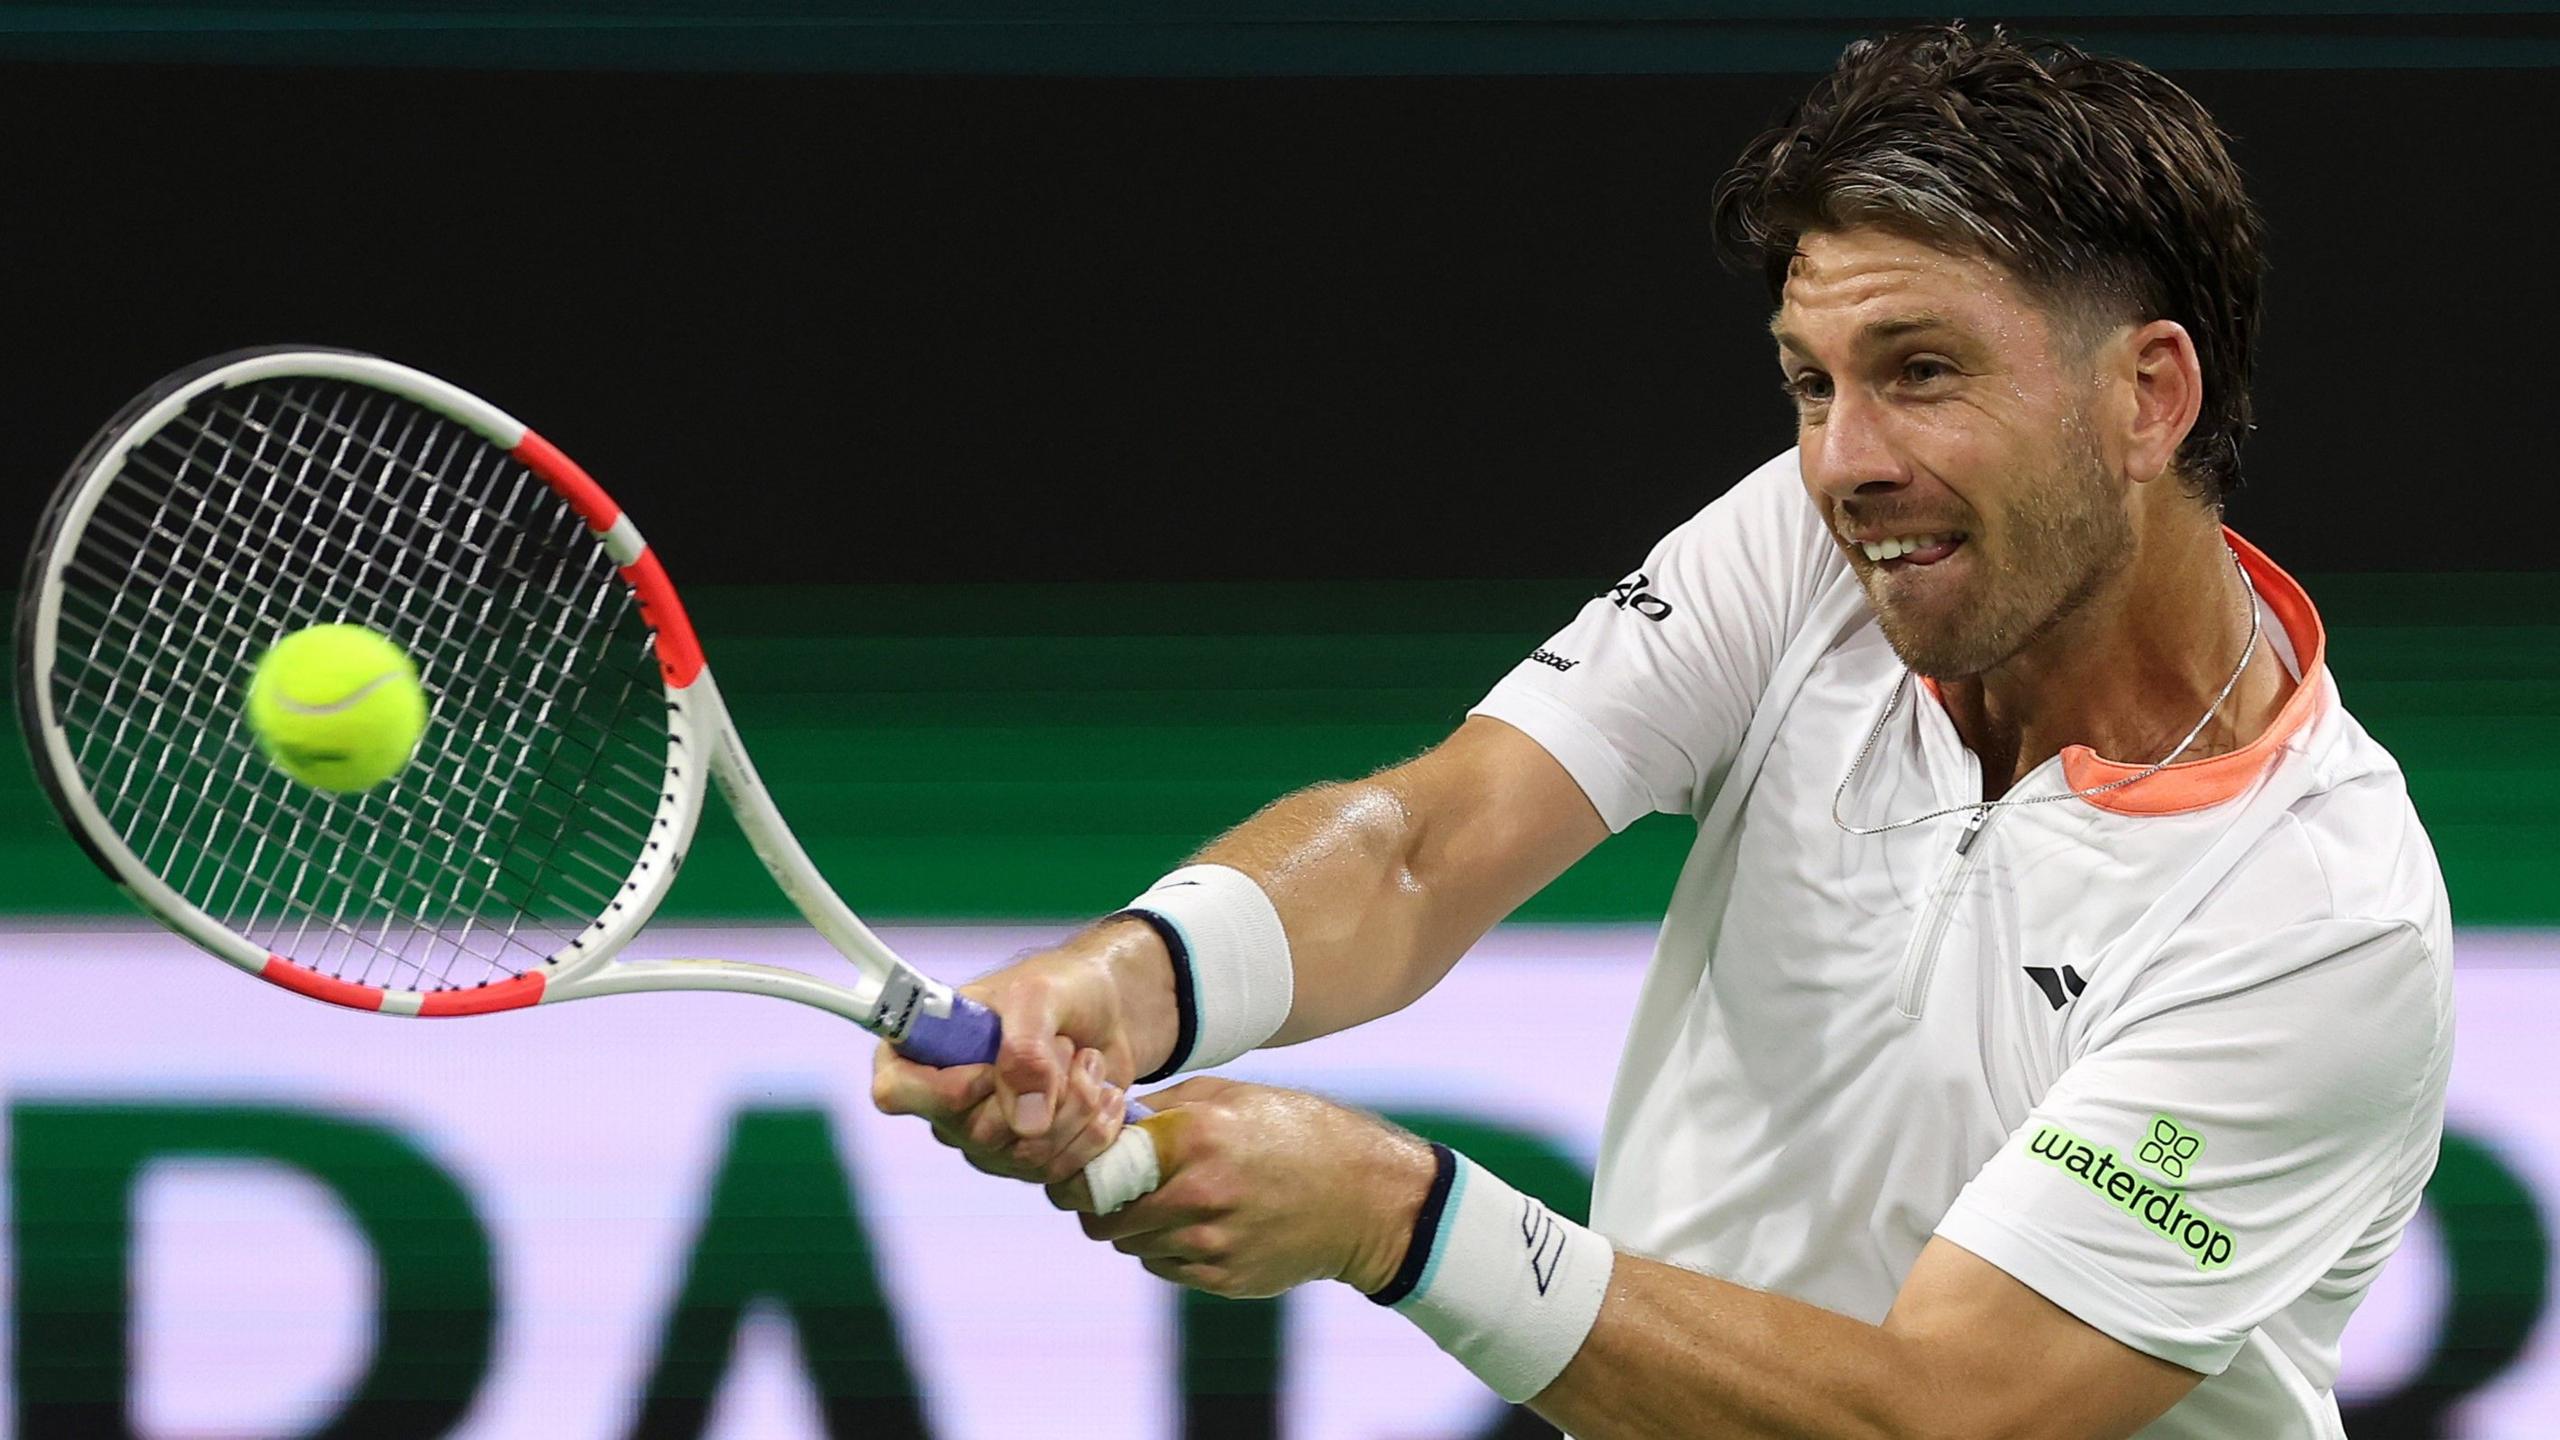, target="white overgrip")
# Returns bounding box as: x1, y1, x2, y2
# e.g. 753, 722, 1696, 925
1083, 1123, 1164, 1215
